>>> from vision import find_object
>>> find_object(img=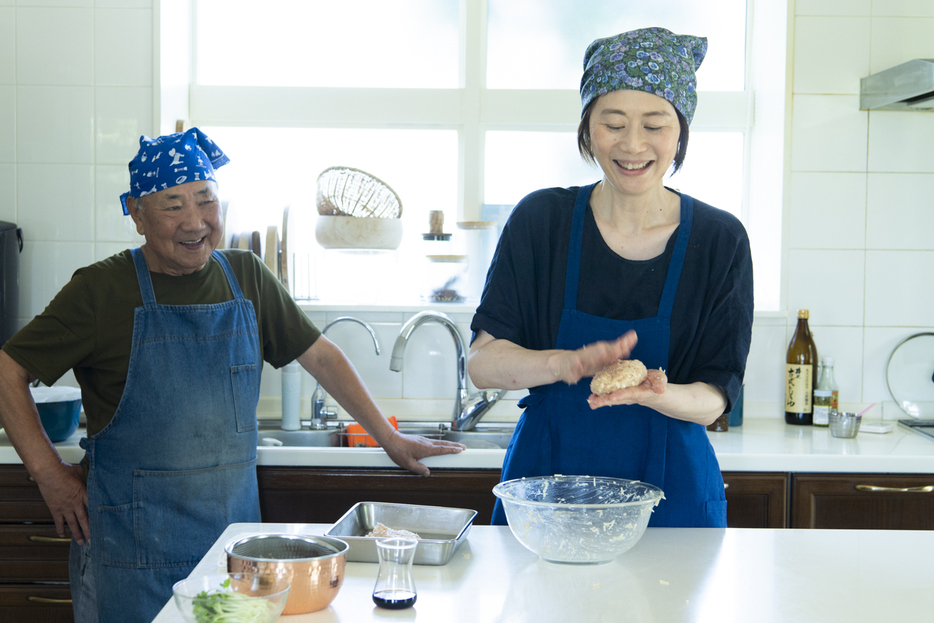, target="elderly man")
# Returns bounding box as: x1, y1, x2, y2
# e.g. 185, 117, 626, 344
0, 128, 464, 622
